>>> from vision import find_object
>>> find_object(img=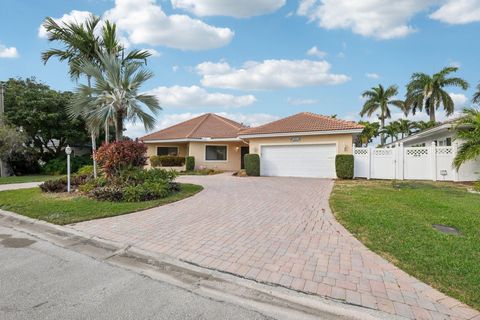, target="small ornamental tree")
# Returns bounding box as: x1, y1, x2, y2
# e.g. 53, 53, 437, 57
95, 140, 147, 177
